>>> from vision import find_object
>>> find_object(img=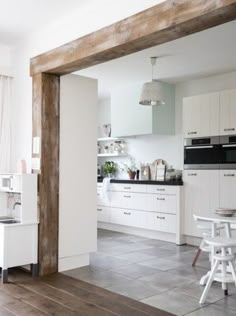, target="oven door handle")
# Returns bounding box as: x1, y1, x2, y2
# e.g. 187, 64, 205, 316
222, 144, 236, 148
185, 146, 214, 149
